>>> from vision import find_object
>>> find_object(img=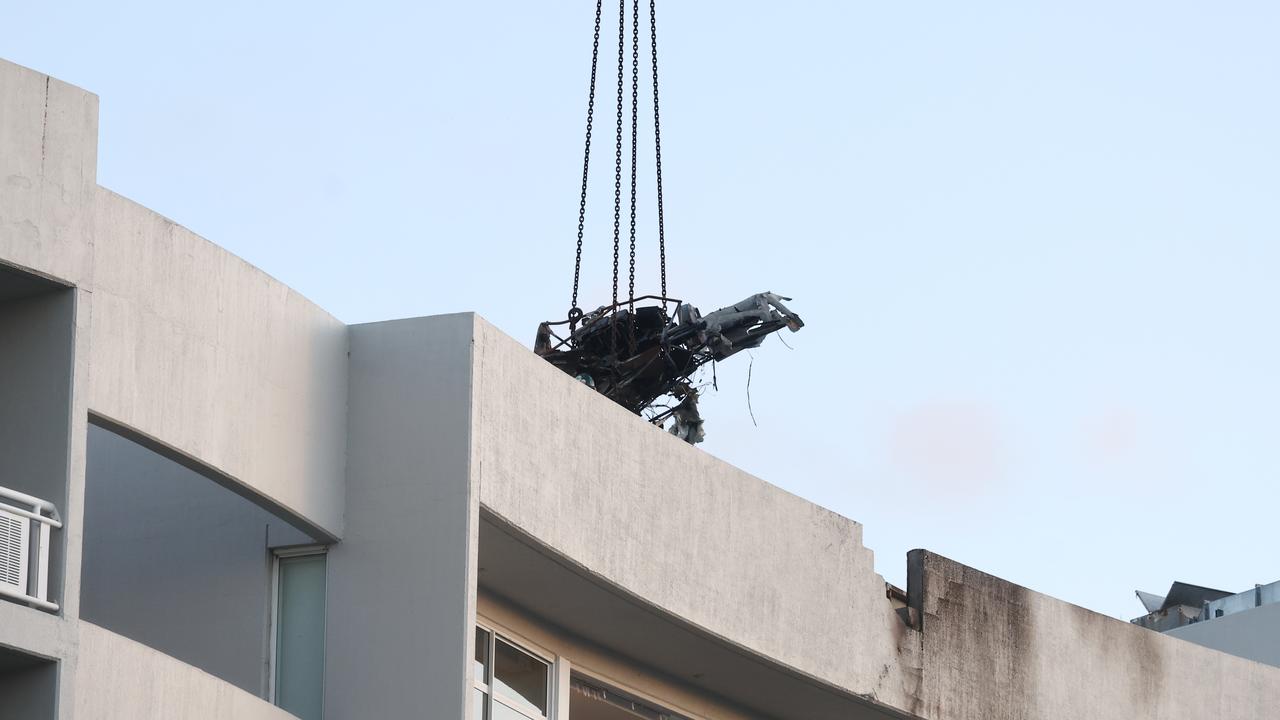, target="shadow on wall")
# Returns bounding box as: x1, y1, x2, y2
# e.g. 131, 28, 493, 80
0, 264, 75, 610
0, 646, 56, 720
80, 423, 323, 698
